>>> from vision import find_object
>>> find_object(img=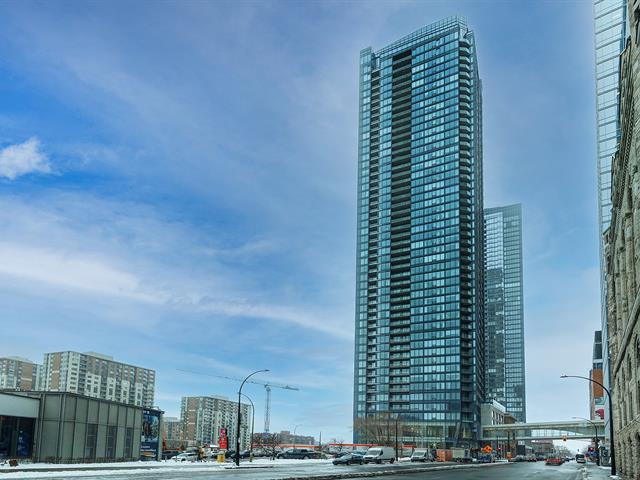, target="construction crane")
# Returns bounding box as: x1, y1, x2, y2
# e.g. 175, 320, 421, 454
177, 369, 299, 433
